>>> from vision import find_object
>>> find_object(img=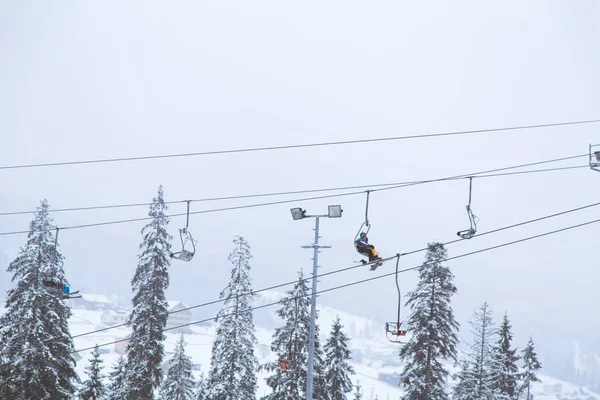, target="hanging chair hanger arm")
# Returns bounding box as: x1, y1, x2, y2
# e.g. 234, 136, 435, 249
394, 254, 401, 327
185, 200, 191, 230
468, 177, 473, 206
365, 190, 370, 227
